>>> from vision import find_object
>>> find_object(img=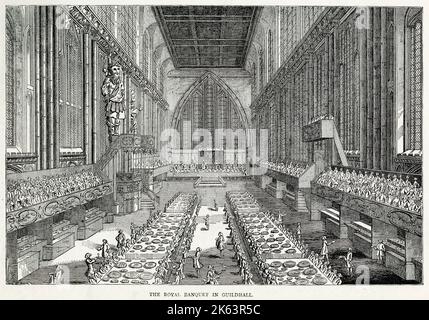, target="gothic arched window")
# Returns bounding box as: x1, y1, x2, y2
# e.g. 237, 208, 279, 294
406, 11, 423, 151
